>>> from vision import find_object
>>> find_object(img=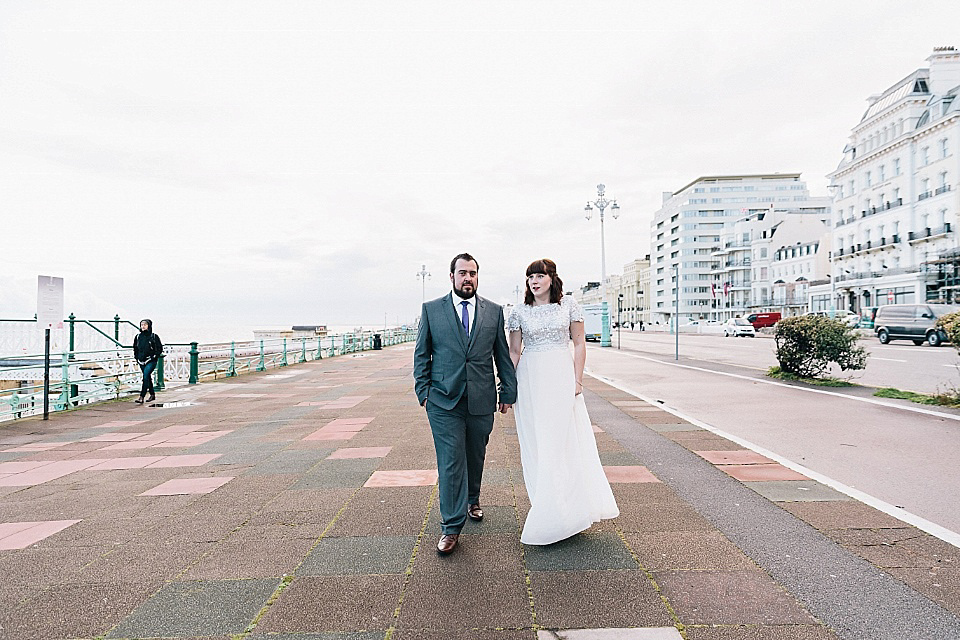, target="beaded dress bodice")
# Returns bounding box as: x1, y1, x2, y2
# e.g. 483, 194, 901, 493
507, 296, 584, 353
